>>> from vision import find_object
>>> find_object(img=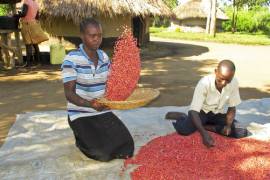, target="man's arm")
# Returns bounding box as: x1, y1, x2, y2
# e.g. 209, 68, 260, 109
63, 80, 107, 111
226, 107, 236, 126
222, 107, 236, 136
189, 110, 215, 147
188, 77, 215, 147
